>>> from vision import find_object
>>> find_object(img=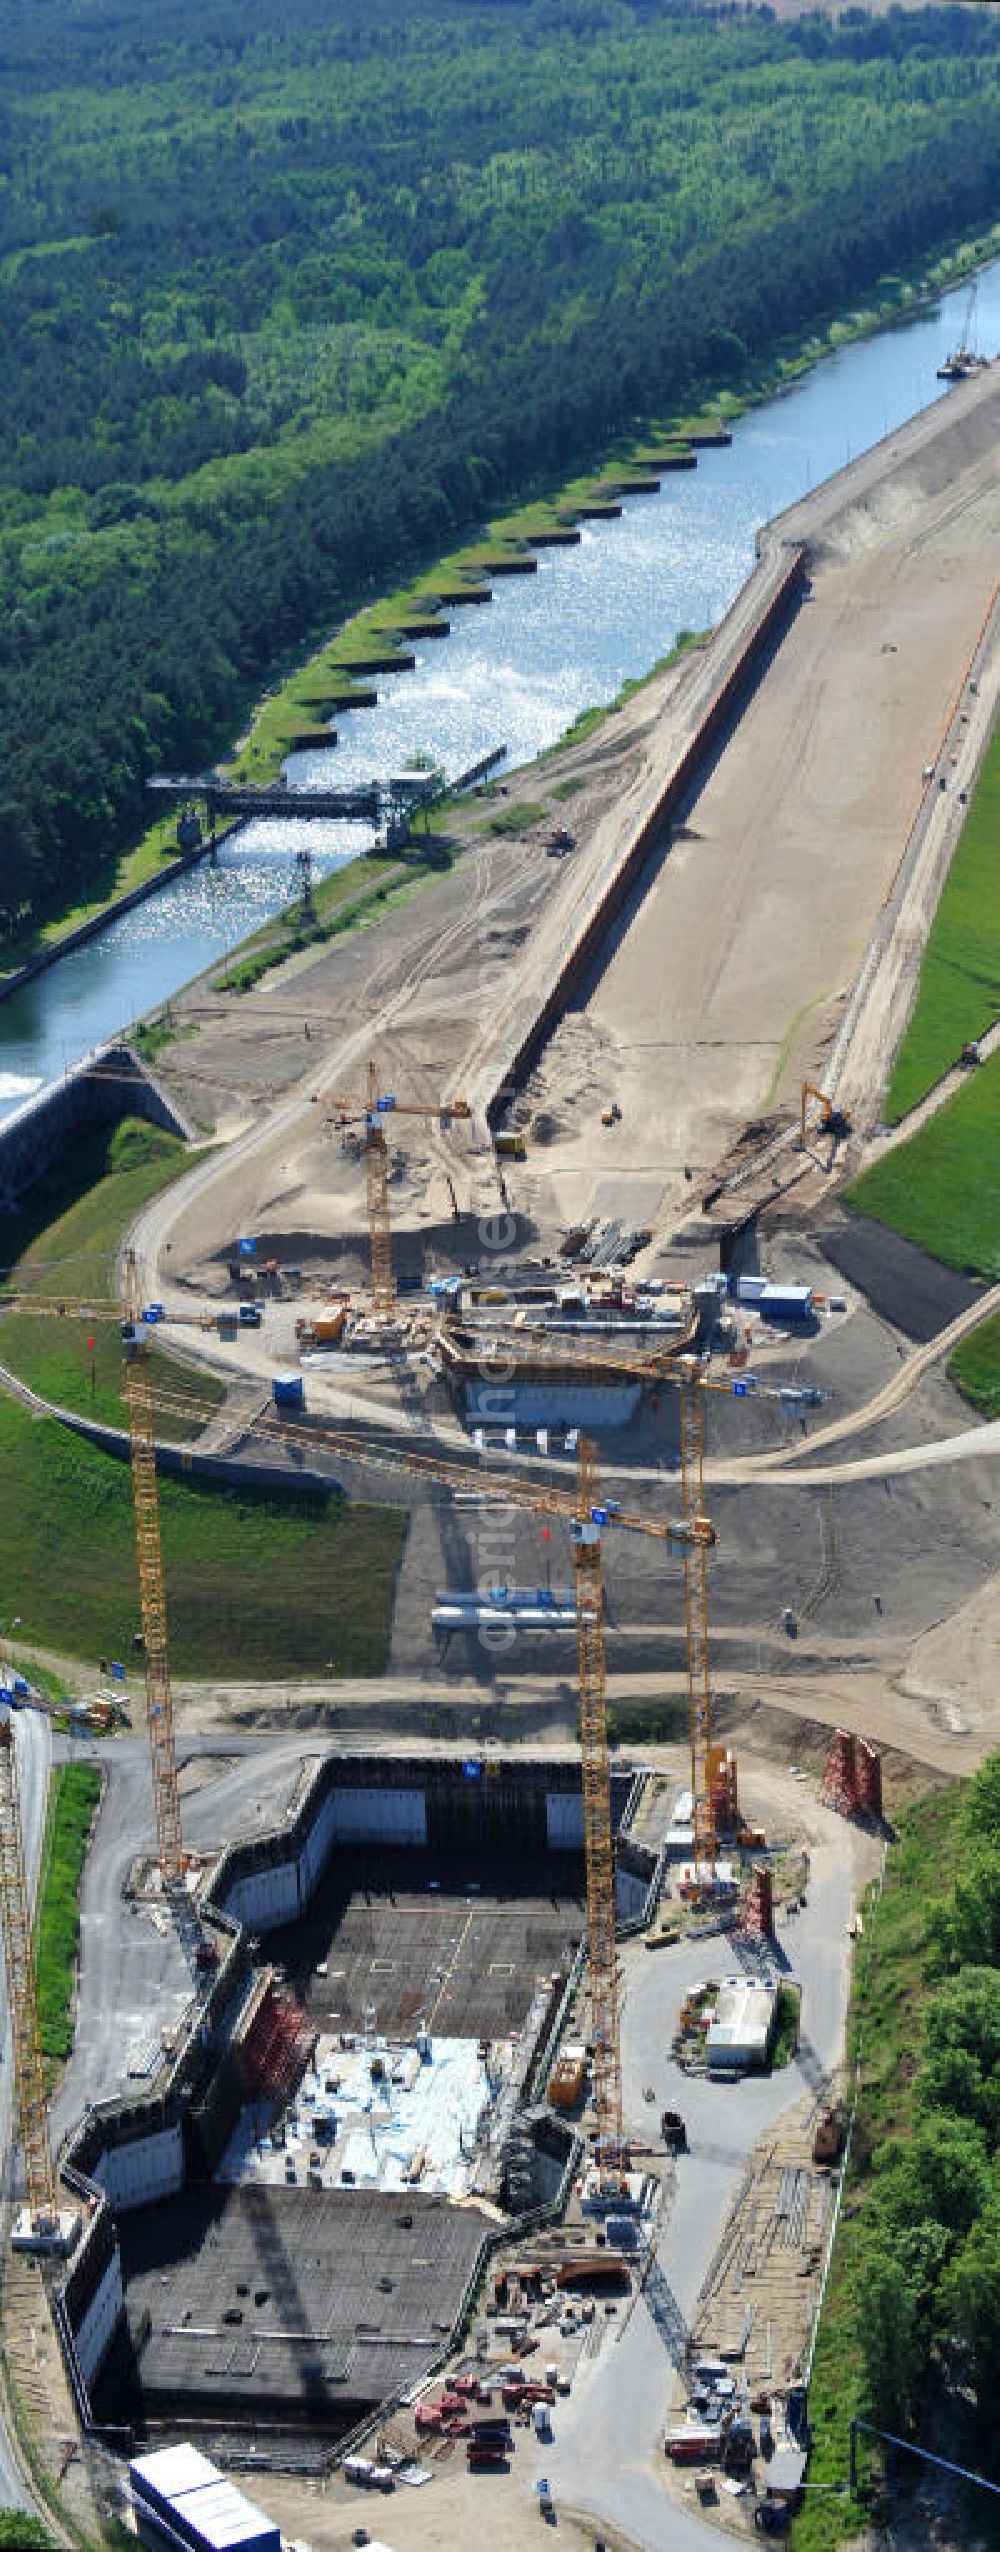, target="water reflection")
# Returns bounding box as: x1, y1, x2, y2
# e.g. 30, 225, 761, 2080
3, 256, 1000, 1118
